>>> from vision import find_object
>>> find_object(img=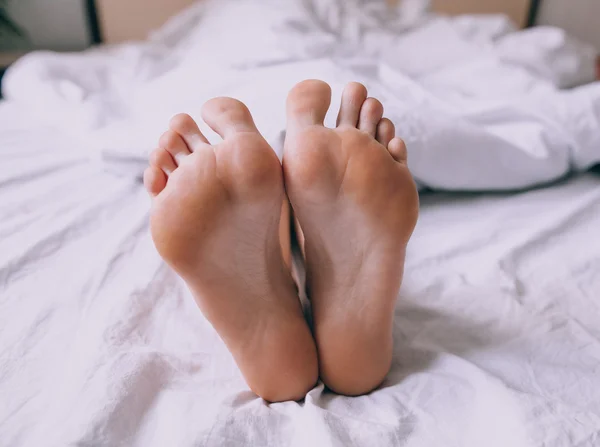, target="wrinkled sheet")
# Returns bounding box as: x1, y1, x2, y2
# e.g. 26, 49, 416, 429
2, 1, 600, 446
2, 0, 600, 191
1, 102, 600, 446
